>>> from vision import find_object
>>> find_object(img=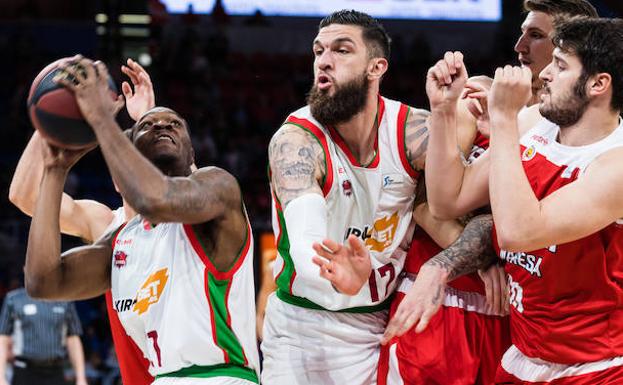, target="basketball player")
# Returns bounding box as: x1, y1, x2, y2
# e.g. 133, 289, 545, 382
24, 57, 260, 384
377, 2, 599, 384
262, 10, 495, 384
426, 17, 623, 384
10, 58, 156, 385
